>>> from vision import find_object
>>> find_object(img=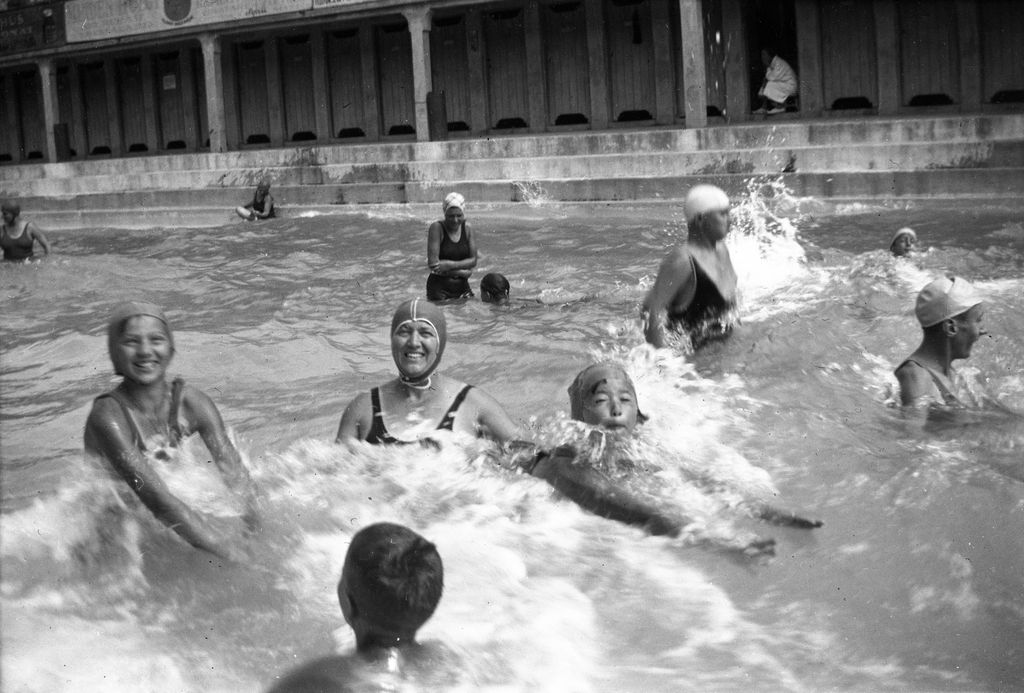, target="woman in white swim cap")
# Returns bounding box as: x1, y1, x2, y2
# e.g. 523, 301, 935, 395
426, 192, 478, 301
